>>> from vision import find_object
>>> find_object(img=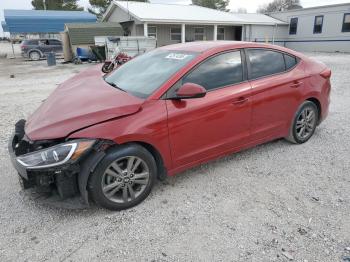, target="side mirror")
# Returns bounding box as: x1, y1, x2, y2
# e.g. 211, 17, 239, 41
175, 83, 206, 99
